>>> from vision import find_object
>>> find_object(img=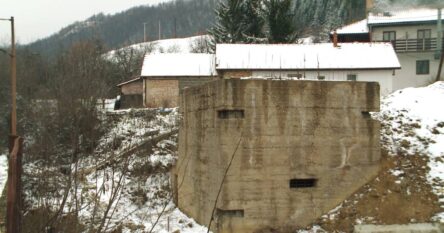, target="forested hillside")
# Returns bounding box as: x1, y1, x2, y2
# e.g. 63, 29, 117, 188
26, 0, 217, 58
26, 0, 439, 58
294, 0, 366, 40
